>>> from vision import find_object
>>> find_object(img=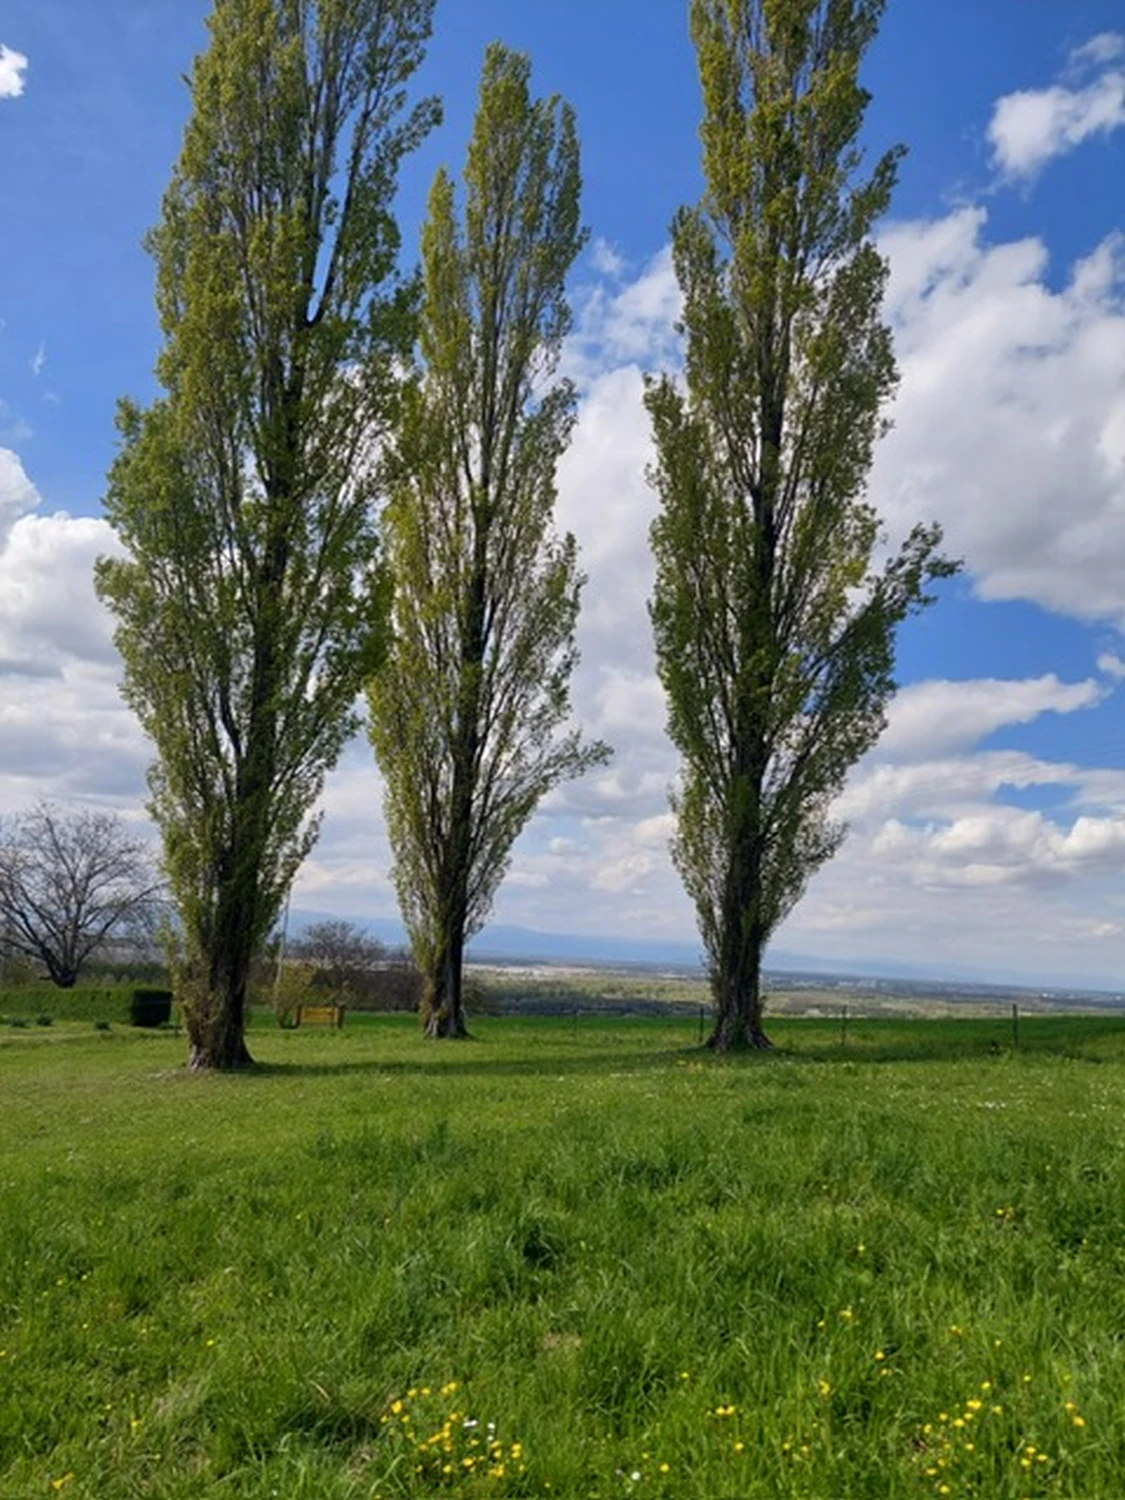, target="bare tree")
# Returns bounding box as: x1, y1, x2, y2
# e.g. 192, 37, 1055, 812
290, 919, 387, 1000
0, 803, 162, 988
